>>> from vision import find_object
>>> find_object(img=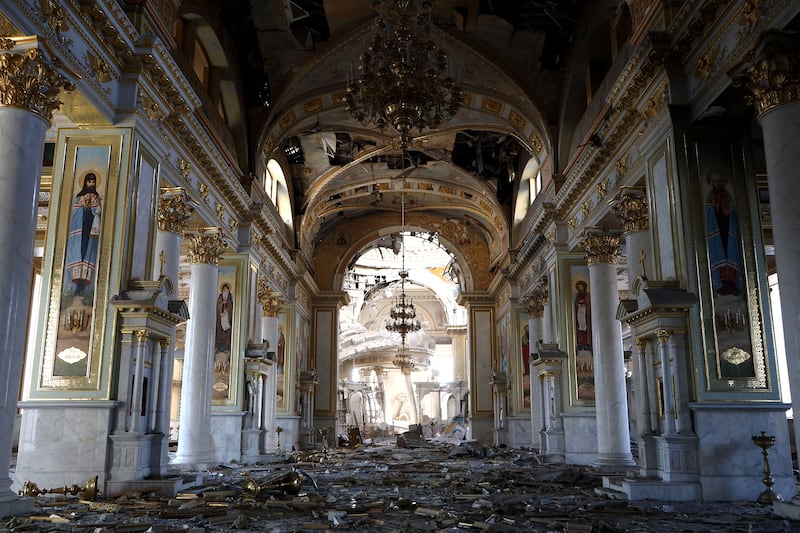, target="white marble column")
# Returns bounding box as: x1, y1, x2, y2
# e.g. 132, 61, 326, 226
582, 232, 635, 471
257, 279, 282, 450
153, 188, 194, 286
736, 33, 800, 450
174, 228, 227, 466
0, 44, 72, 515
